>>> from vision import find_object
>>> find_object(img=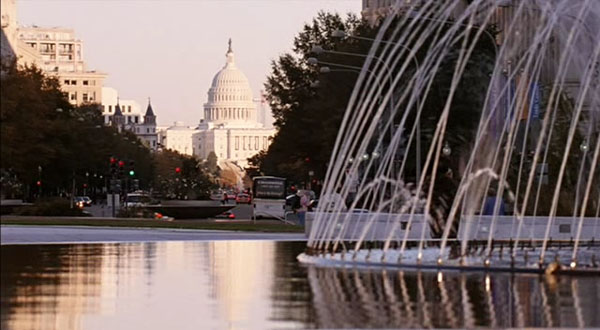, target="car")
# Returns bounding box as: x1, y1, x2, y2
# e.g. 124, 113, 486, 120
226, 190, 237, 200
82, 196, 92, 206
210, 190, 225, 201
124, 193, 152, 208
215, 210, 235, 219
74, 197, 87, 209
285, 190, 316, 211
235, 193, 251, 204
